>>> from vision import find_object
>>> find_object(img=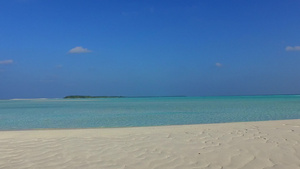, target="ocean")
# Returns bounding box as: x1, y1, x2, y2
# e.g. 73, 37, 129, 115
0, 95, 299, 130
